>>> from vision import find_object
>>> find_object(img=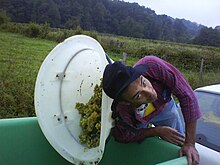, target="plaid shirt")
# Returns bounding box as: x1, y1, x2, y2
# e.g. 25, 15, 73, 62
112, 56, 202, 143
